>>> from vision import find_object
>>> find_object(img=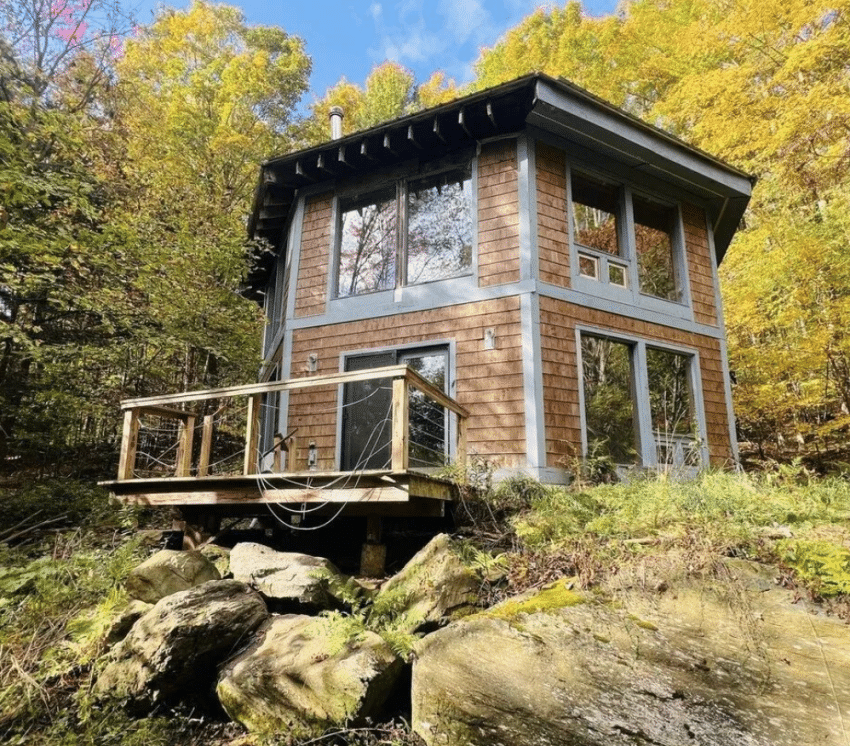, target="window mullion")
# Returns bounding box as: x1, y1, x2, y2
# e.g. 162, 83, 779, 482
632, 341, 656, 467
397, 180, 406, 288
621, 186, 639, 299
